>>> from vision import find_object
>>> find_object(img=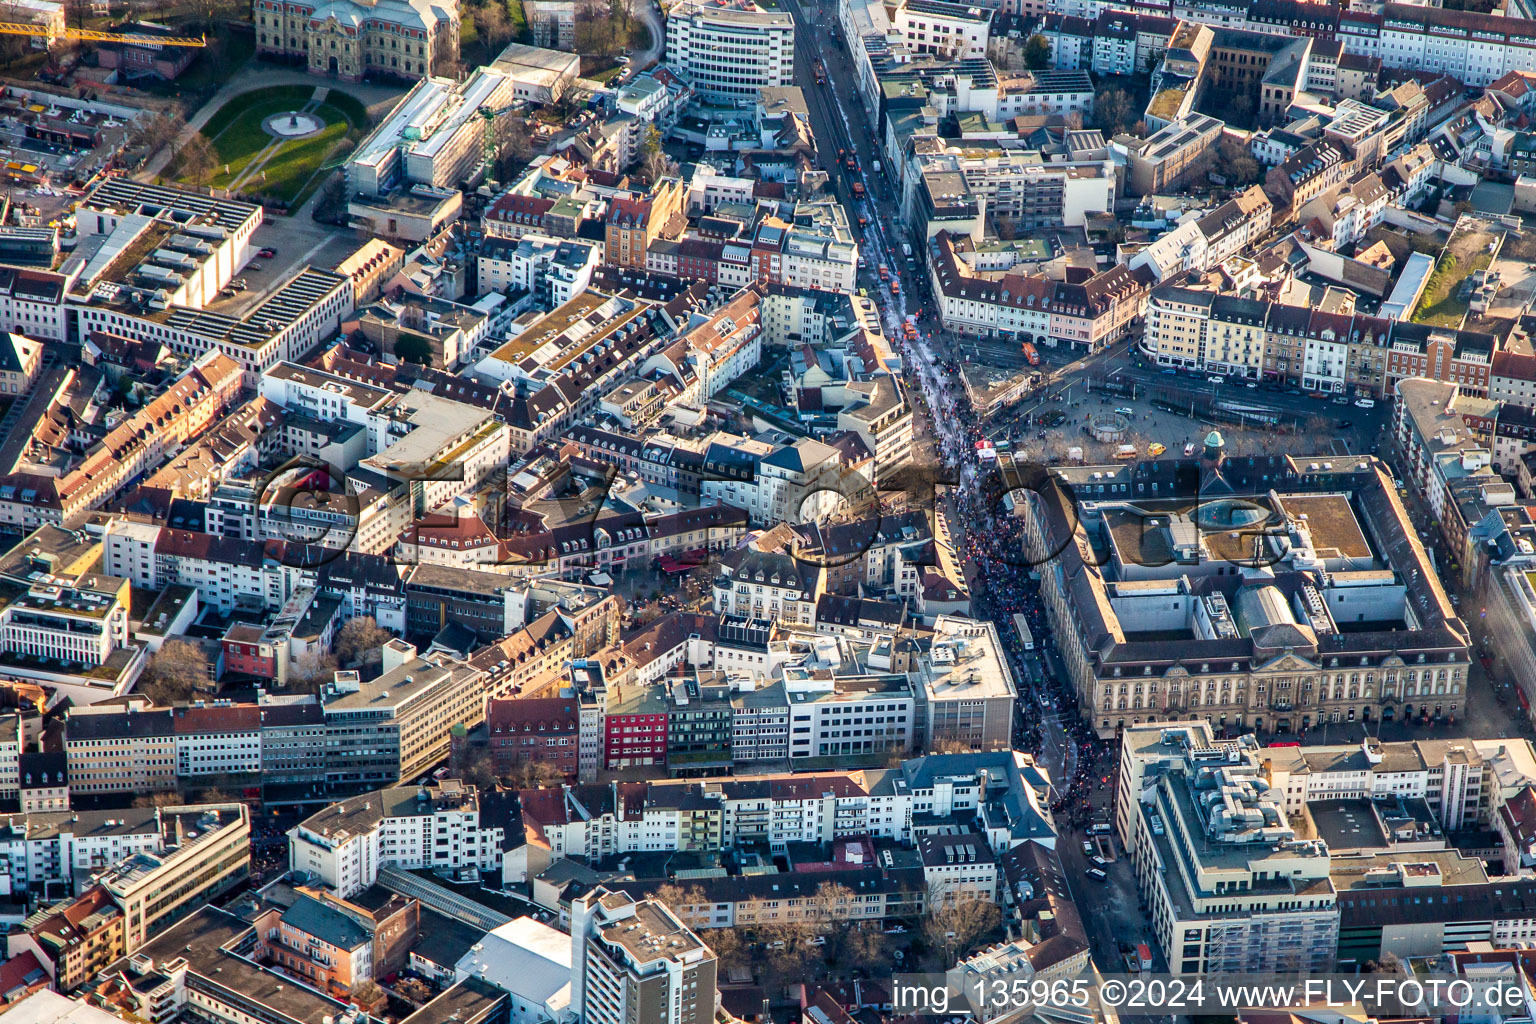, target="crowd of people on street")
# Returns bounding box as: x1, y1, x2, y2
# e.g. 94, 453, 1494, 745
884, 285, 1123, 830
